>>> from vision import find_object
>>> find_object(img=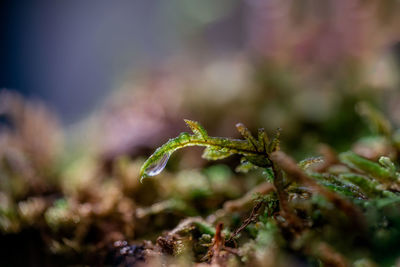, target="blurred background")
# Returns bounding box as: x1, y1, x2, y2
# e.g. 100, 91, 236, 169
2, 0, 400, 160
1, 1, 400, 265
1, 0, 246, 124
2, 2, 398, 116
1, 0, 400, 175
